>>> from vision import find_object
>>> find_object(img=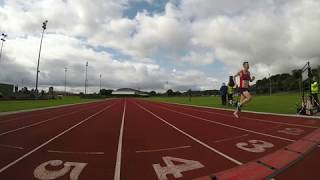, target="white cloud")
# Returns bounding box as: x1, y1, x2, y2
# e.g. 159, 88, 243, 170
181, 51, 214, 65
1, 0, 320, 92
